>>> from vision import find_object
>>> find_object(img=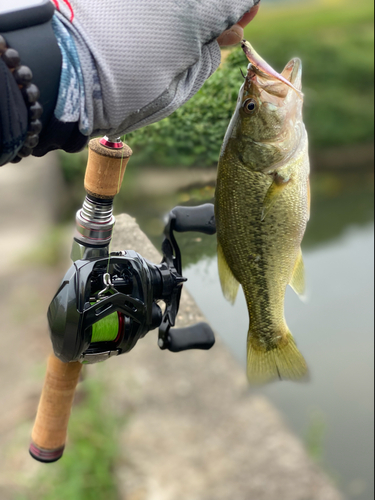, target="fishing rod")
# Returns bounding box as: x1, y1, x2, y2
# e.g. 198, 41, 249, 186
29, 136, 216, 463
